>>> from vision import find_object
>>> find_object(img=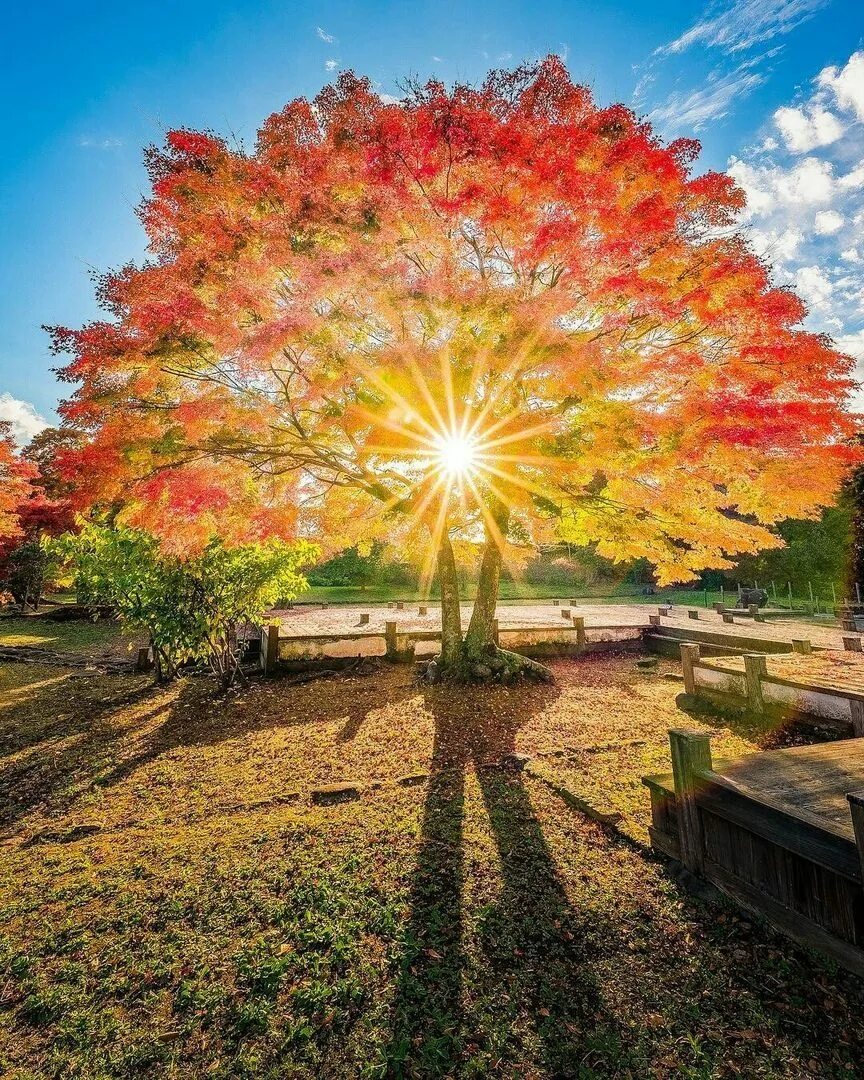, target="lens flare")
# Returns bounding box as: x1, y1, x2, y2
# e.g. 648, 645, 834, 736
433, 433, 479, 479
